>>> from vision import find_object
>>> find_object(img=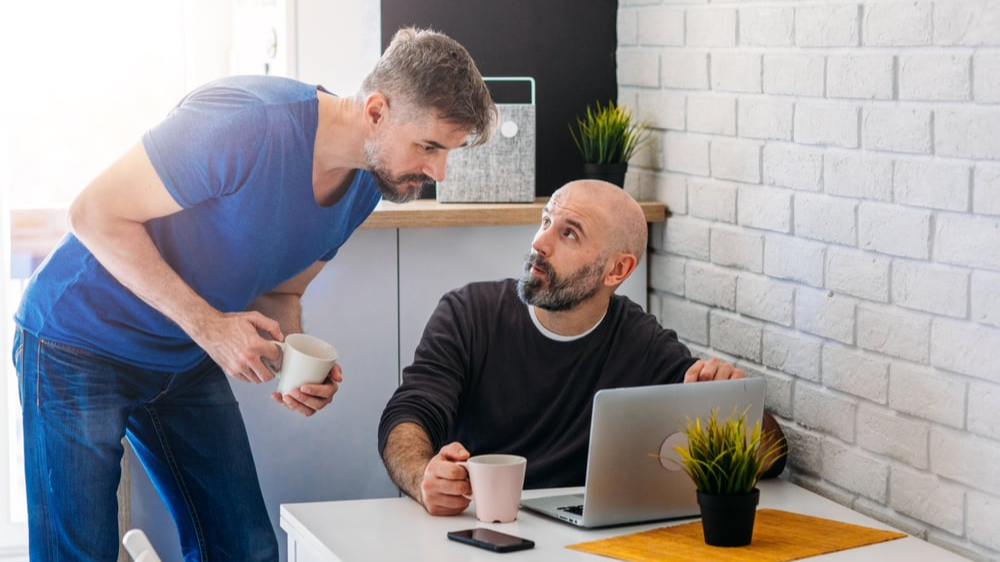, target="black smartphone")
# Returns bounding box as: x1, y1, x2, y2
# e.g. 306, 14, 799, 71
447, 528, 535, 553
